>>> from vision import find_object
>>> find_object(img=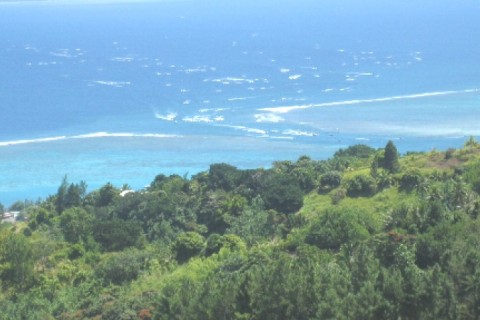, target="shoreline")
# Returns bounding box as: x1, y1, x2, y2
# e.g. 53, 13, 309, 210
0, 135, 475, 207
